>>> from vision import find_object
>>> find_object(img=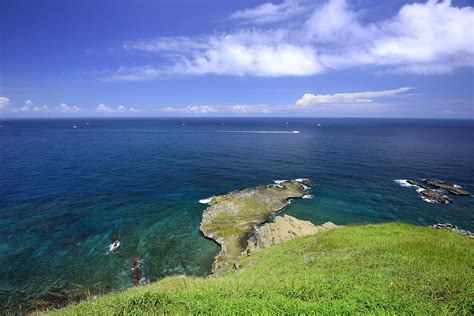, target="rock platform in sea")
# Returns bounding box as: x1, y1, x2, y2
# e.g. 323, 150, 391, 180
200, 179, 314, 273
423, 179, 470, 196
406, 179, 453, 204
